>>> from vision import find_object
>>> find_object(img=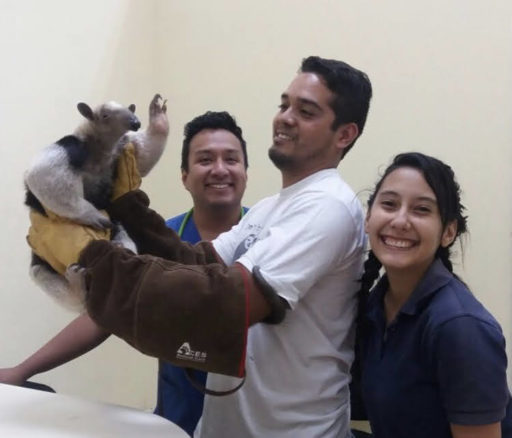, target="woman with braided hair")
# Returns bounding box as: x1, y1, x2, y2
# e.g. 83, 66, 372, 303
356, 152, 511, 438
